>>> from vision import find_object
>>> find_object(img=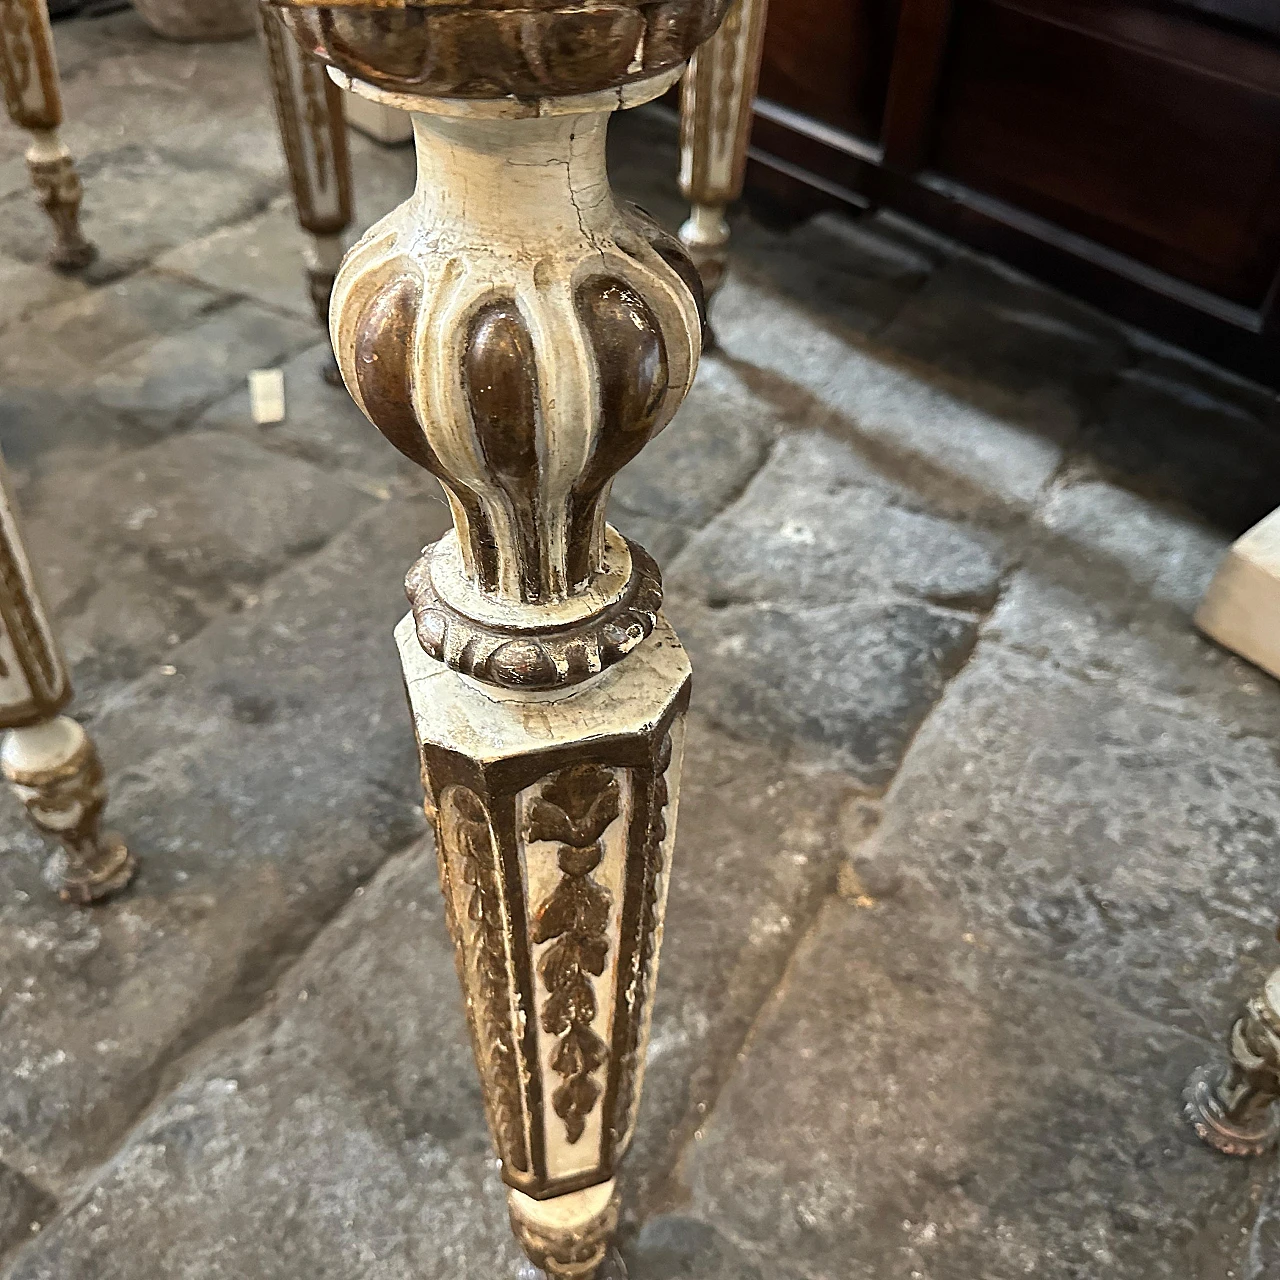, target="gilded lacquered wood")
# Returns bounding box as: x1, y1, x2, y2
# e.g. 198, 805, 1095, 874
259, 3, 353, 380
678, 0, 769, 298
281, 3, 724, 1265
0, 0, 94, 270
0, 457, 134, 904
1185, 963, 1280, 1156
